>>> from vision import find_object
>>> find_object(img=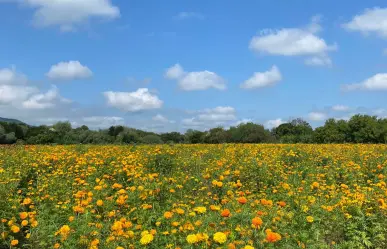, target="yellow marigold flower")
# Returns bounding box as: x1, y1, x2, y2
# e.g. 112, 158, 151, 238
21, 220, 29, 226
116, 247, 124, 249
311, 182, 319, 189
210, 205, 220, 211
19, 212, 28, 220
96, 200, 103, 206
164, 211, 173, 219
186, 234, 198, 244
306, 216, 314, 223
11, 239, 18, 246
213, 232, 227, 244
244, 246, 255, 249
175, 208, 185, 215
193, 206, 206, 214
11, 225, 20, 233
54, 243, 60, 249
140, 233, 154, 245
23, 198, 32, 205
